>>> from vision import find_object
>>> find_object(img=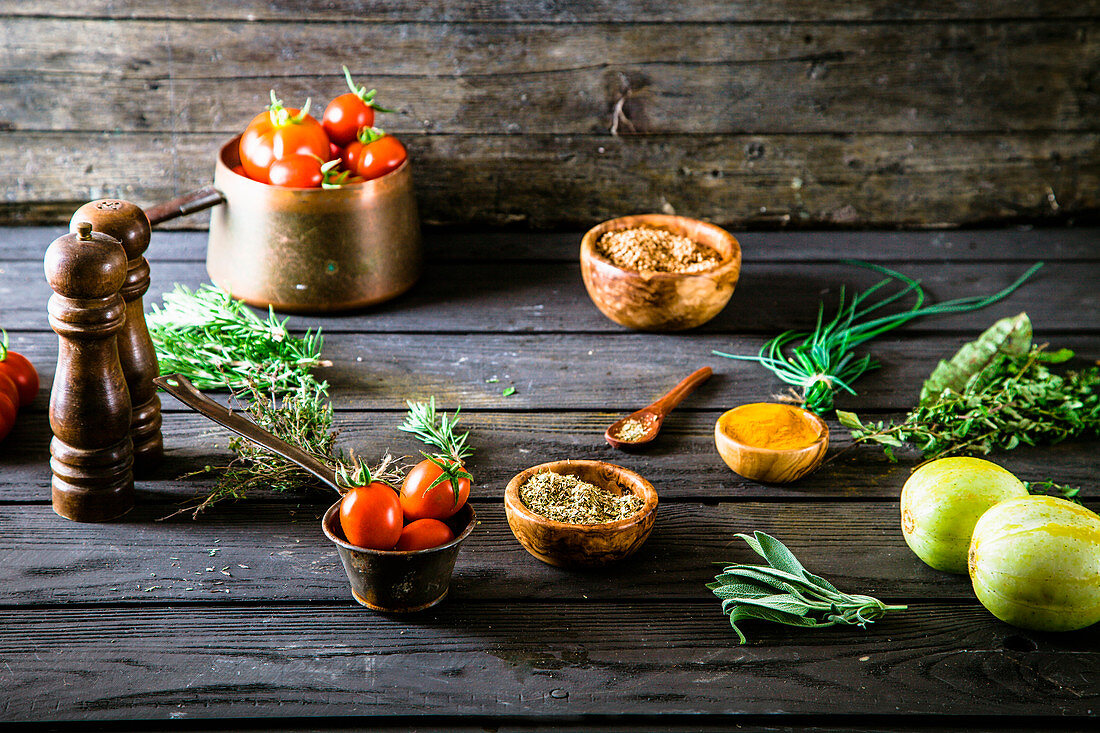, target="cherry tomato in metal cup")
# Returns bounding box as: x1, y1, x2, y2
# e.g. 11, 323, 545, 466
399, 456, 471, 521
268, 154, 324, 188
339, 481, 403, 550
395, 518, 456, 551
322, 66, 393, 147
0, 332, 37, 407
239, 91, 330, 184
343, 128, 407, 181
